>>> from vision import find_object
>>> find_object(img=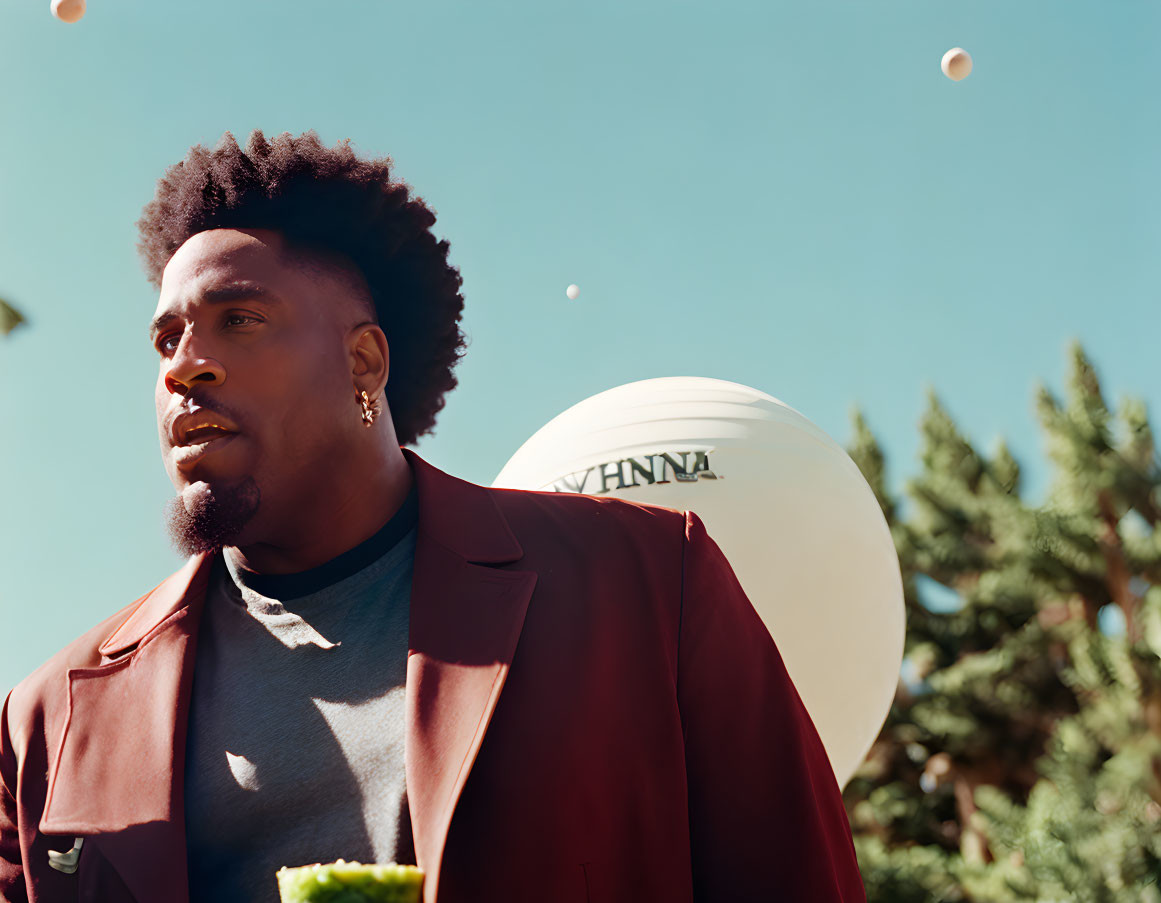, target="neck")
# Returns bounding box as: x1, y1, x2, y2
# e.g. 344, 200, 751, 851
226, 442, 413, 576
